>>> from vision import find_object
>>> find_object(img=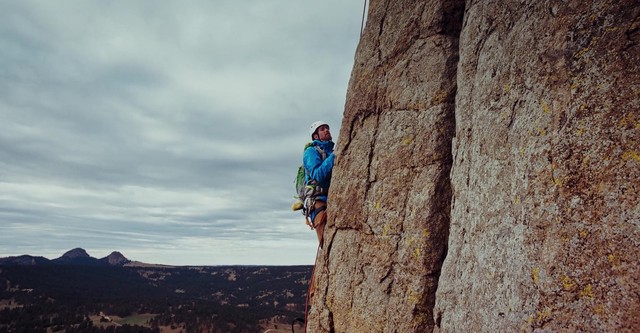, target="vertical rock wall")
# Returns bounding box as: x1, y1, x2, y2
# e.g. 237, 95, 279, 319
308, 0, 639, 332
306, 0, 464, 332
435, 0, 639, 332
